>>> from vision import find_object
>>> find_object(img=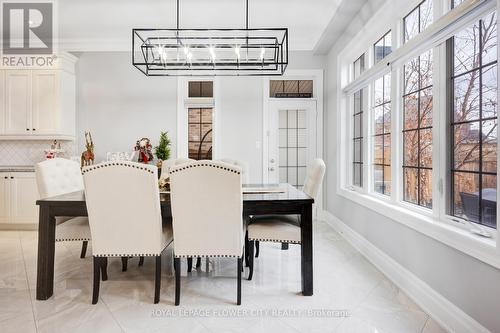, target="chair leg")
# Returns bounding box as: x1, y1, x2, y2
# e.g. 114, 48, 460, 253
154, 255, 161, 304
196, 257, 201, 268
187, 258, 193, 273
174, 258, 181, 306
244, 231, 249, 267
121, 257, 128, 272
92, 257, 101, 304
101, 257, 108, 281
248, 240, 254, 280
80, 241, 88, 258
281, 242, 289, 250
237, 257, 242, 305
138, 256, 144, 266
255, 241, 260, 257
